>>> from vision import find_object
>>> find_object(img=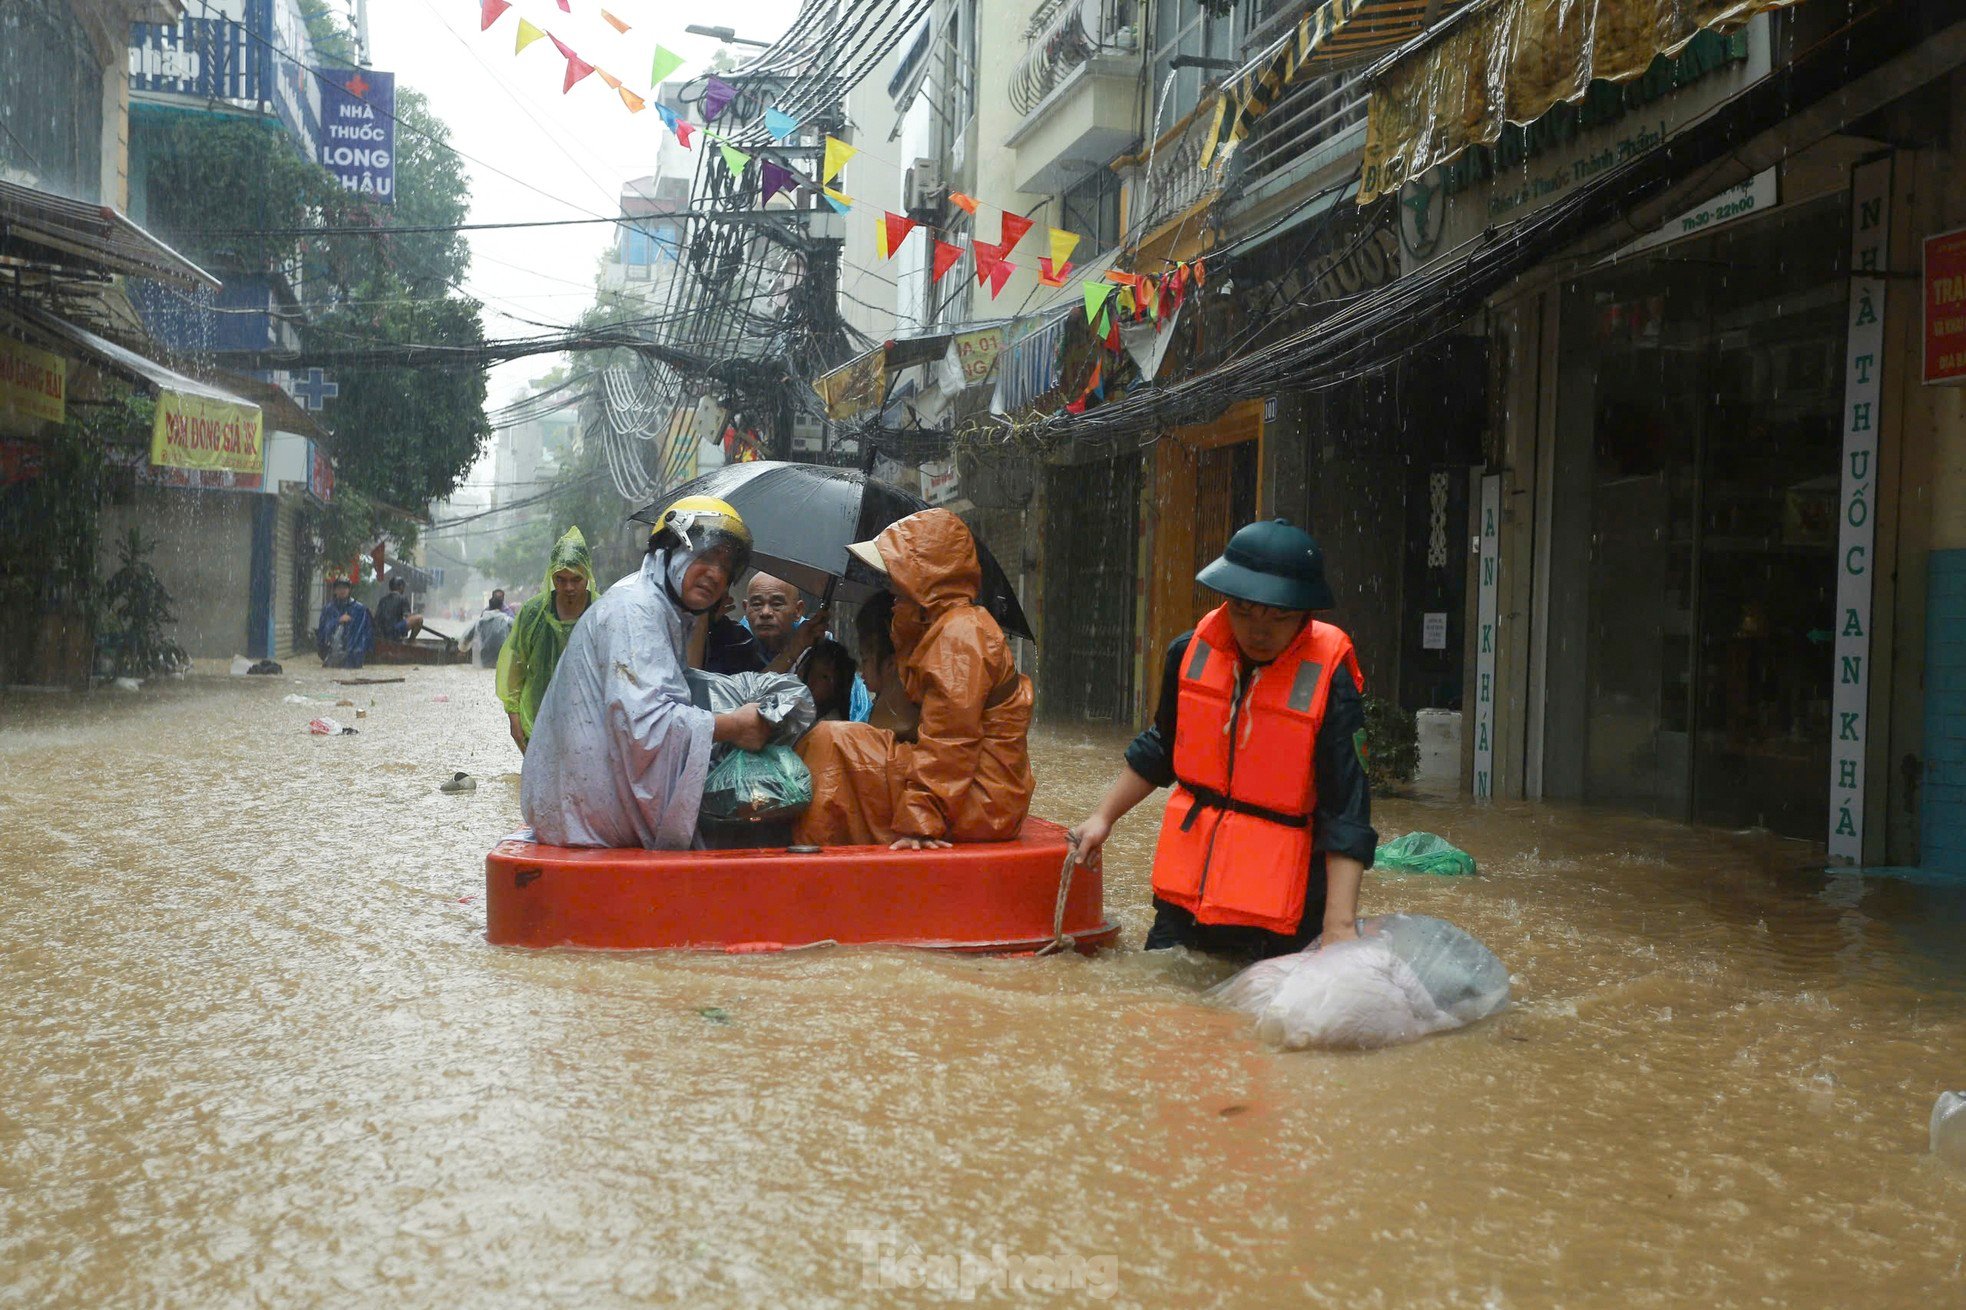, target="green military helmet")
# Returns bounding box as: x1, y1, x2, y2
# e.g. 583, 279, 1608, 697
1197, 518, 1336, 612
